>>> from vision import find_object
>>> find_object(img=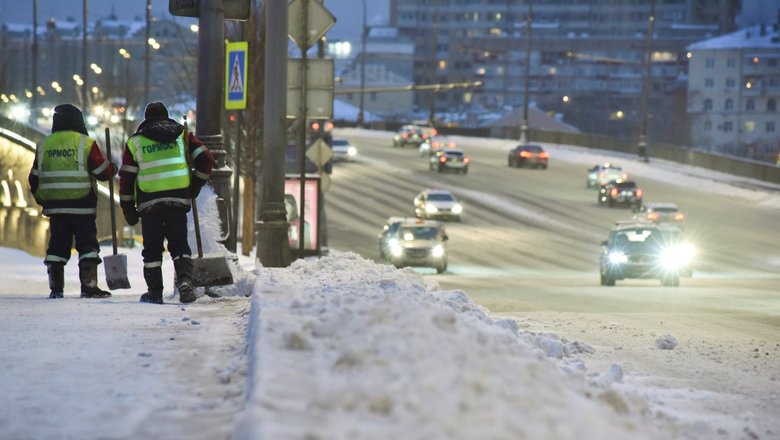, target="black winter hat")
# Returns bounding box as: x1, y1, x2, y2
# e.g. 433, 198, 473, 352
52, 103, 88, 135
144, 101, 169, 121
